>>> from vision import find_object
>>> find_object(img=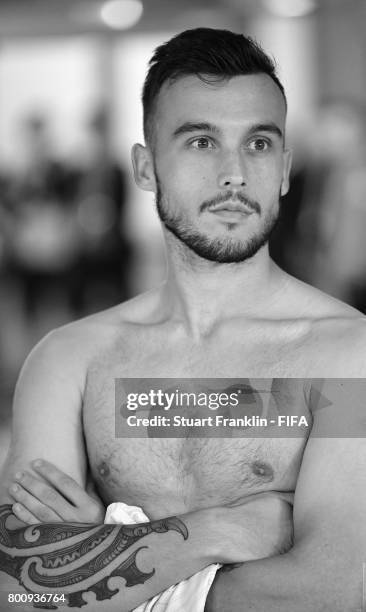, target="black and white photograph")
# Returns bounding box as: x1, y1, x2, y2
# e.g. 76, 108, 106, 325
0, 0, 366, 610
